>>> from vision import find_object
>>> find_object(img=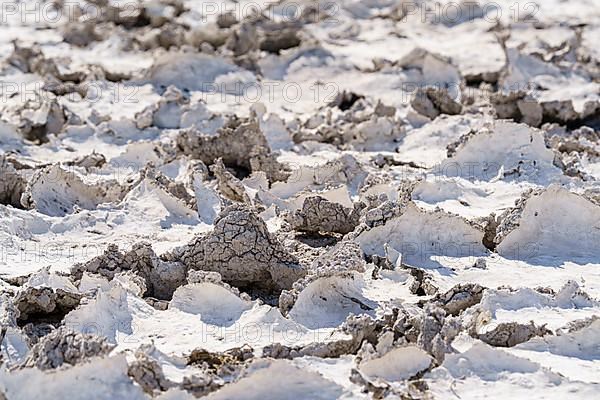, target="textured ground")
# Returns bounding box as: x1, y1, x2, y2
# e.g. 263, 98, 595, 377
0, 0, 599, 399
